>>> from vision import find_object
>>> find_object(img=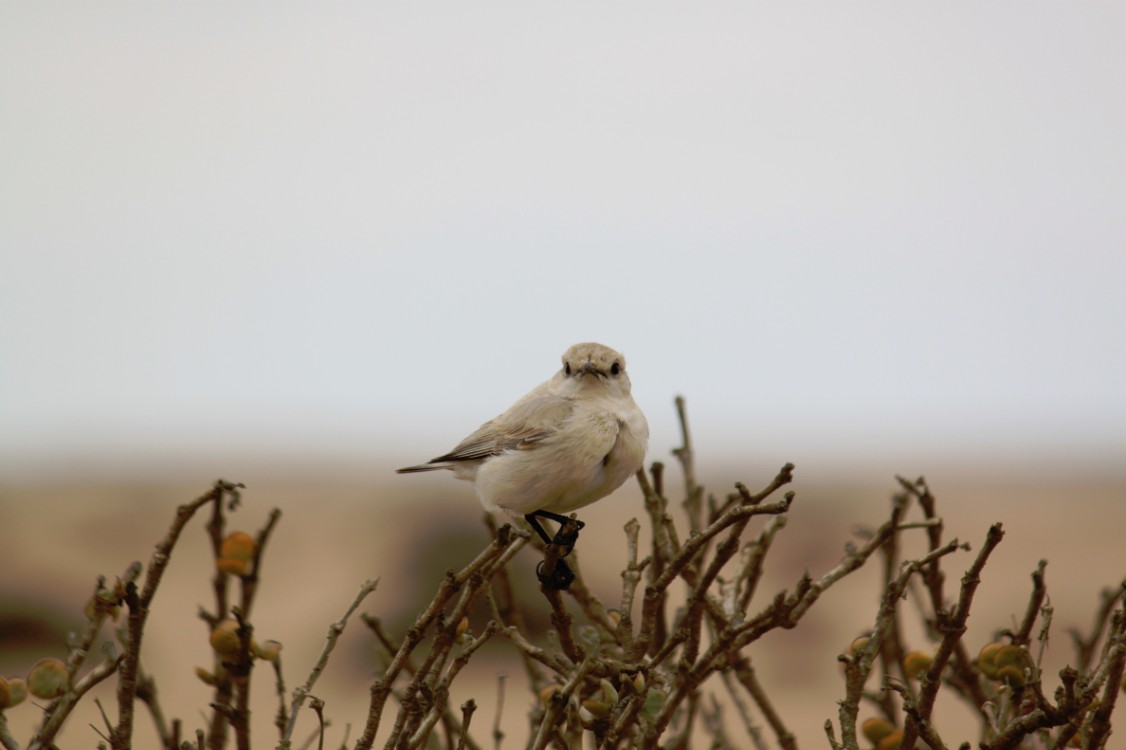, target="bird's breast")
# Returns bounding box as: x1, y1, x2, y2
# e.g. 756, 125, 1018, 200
472, 395, 648, 516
